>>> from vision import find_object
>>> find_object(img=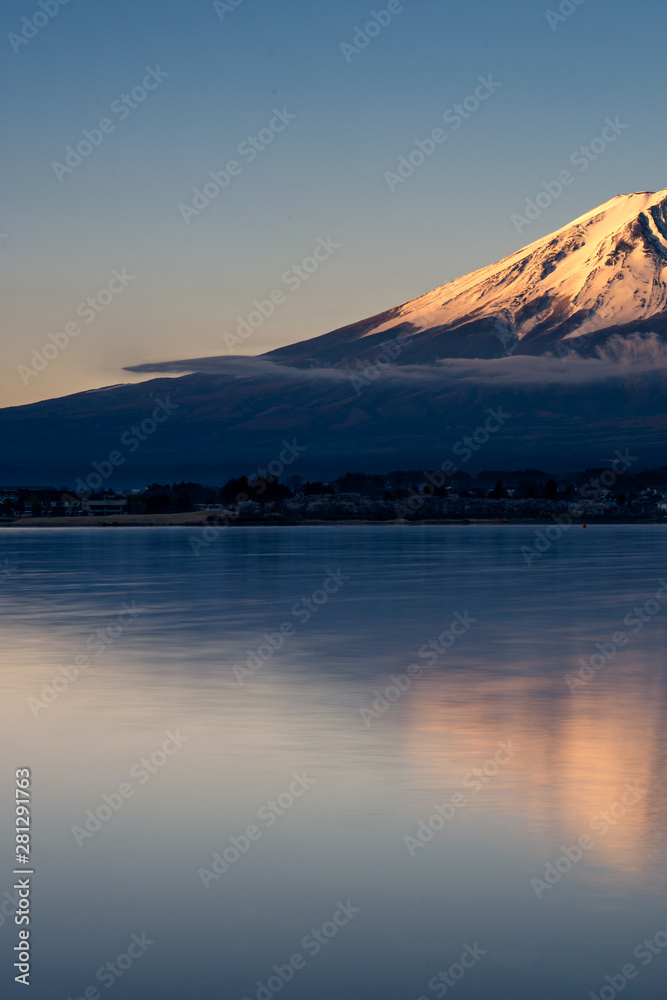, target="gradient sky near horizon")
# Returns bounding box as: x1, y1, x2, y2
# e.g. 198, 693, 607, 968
2, 0, 667, 407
